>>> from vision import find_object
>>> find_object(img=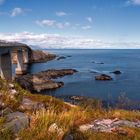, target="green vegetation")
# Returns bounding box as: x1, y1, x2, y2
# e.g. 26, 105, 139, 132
0, 78, 140, 140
